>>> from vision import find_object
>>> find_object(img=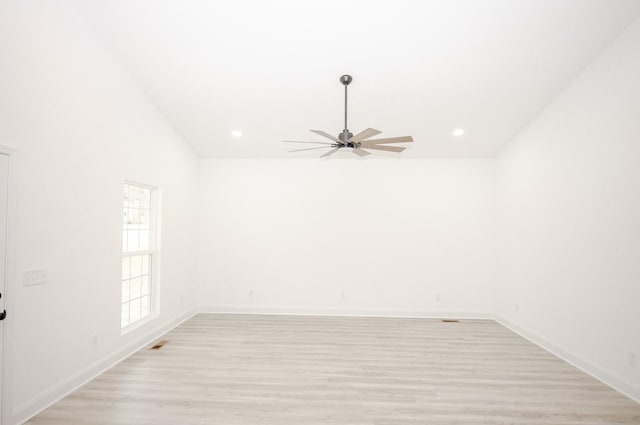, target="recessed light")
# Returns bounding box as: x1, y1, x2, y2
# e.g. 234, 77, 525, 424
231, 130, 242, 138
452, 128, 465, 137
